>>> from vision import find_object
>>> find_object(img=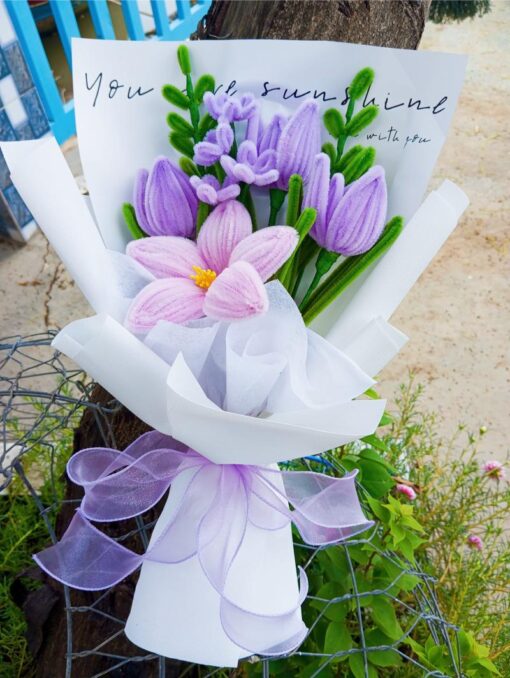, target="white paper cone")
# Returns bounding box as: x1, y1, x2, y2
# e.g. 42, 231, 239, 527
125, 466, 300, 667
